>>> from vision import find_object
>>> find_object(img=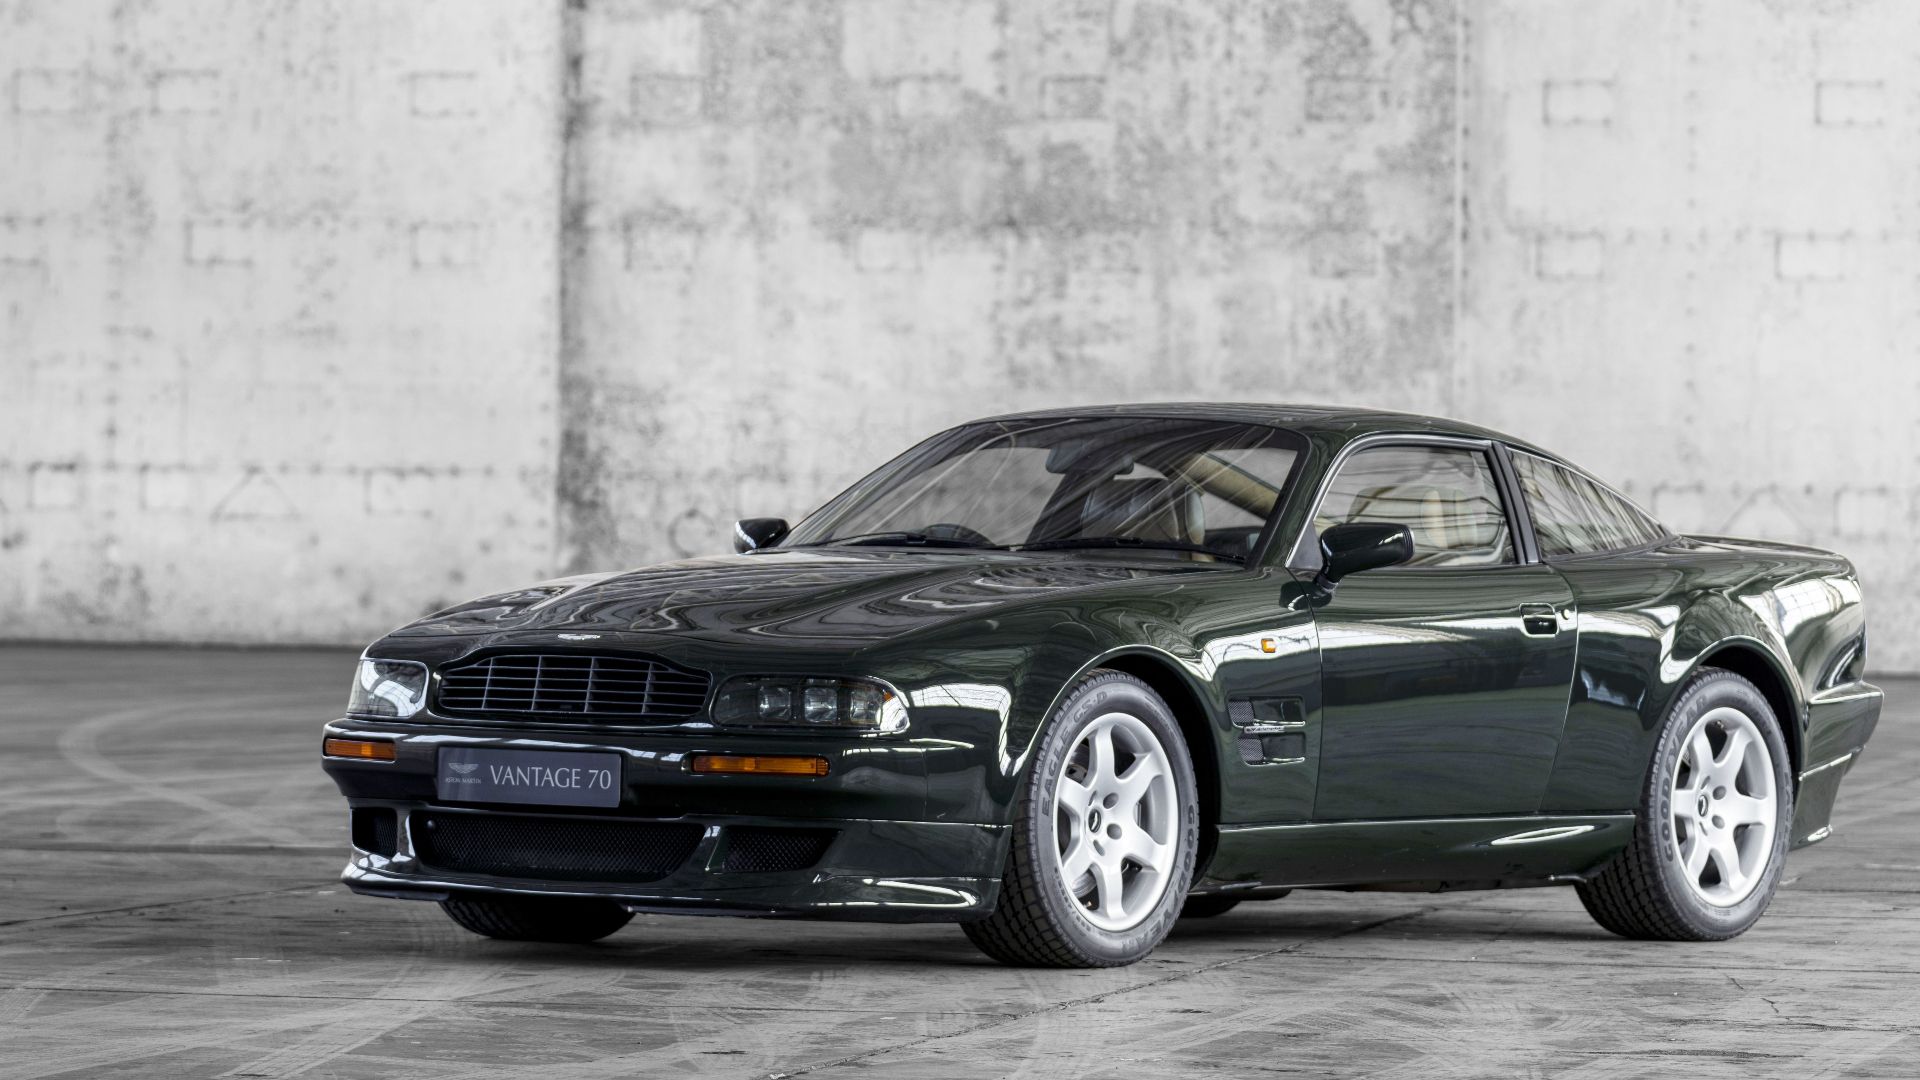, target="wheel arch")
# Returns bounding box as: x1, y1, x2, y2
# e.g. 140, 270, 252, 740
1088, 649, 1224, 882
1691, 640, 1804, 790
